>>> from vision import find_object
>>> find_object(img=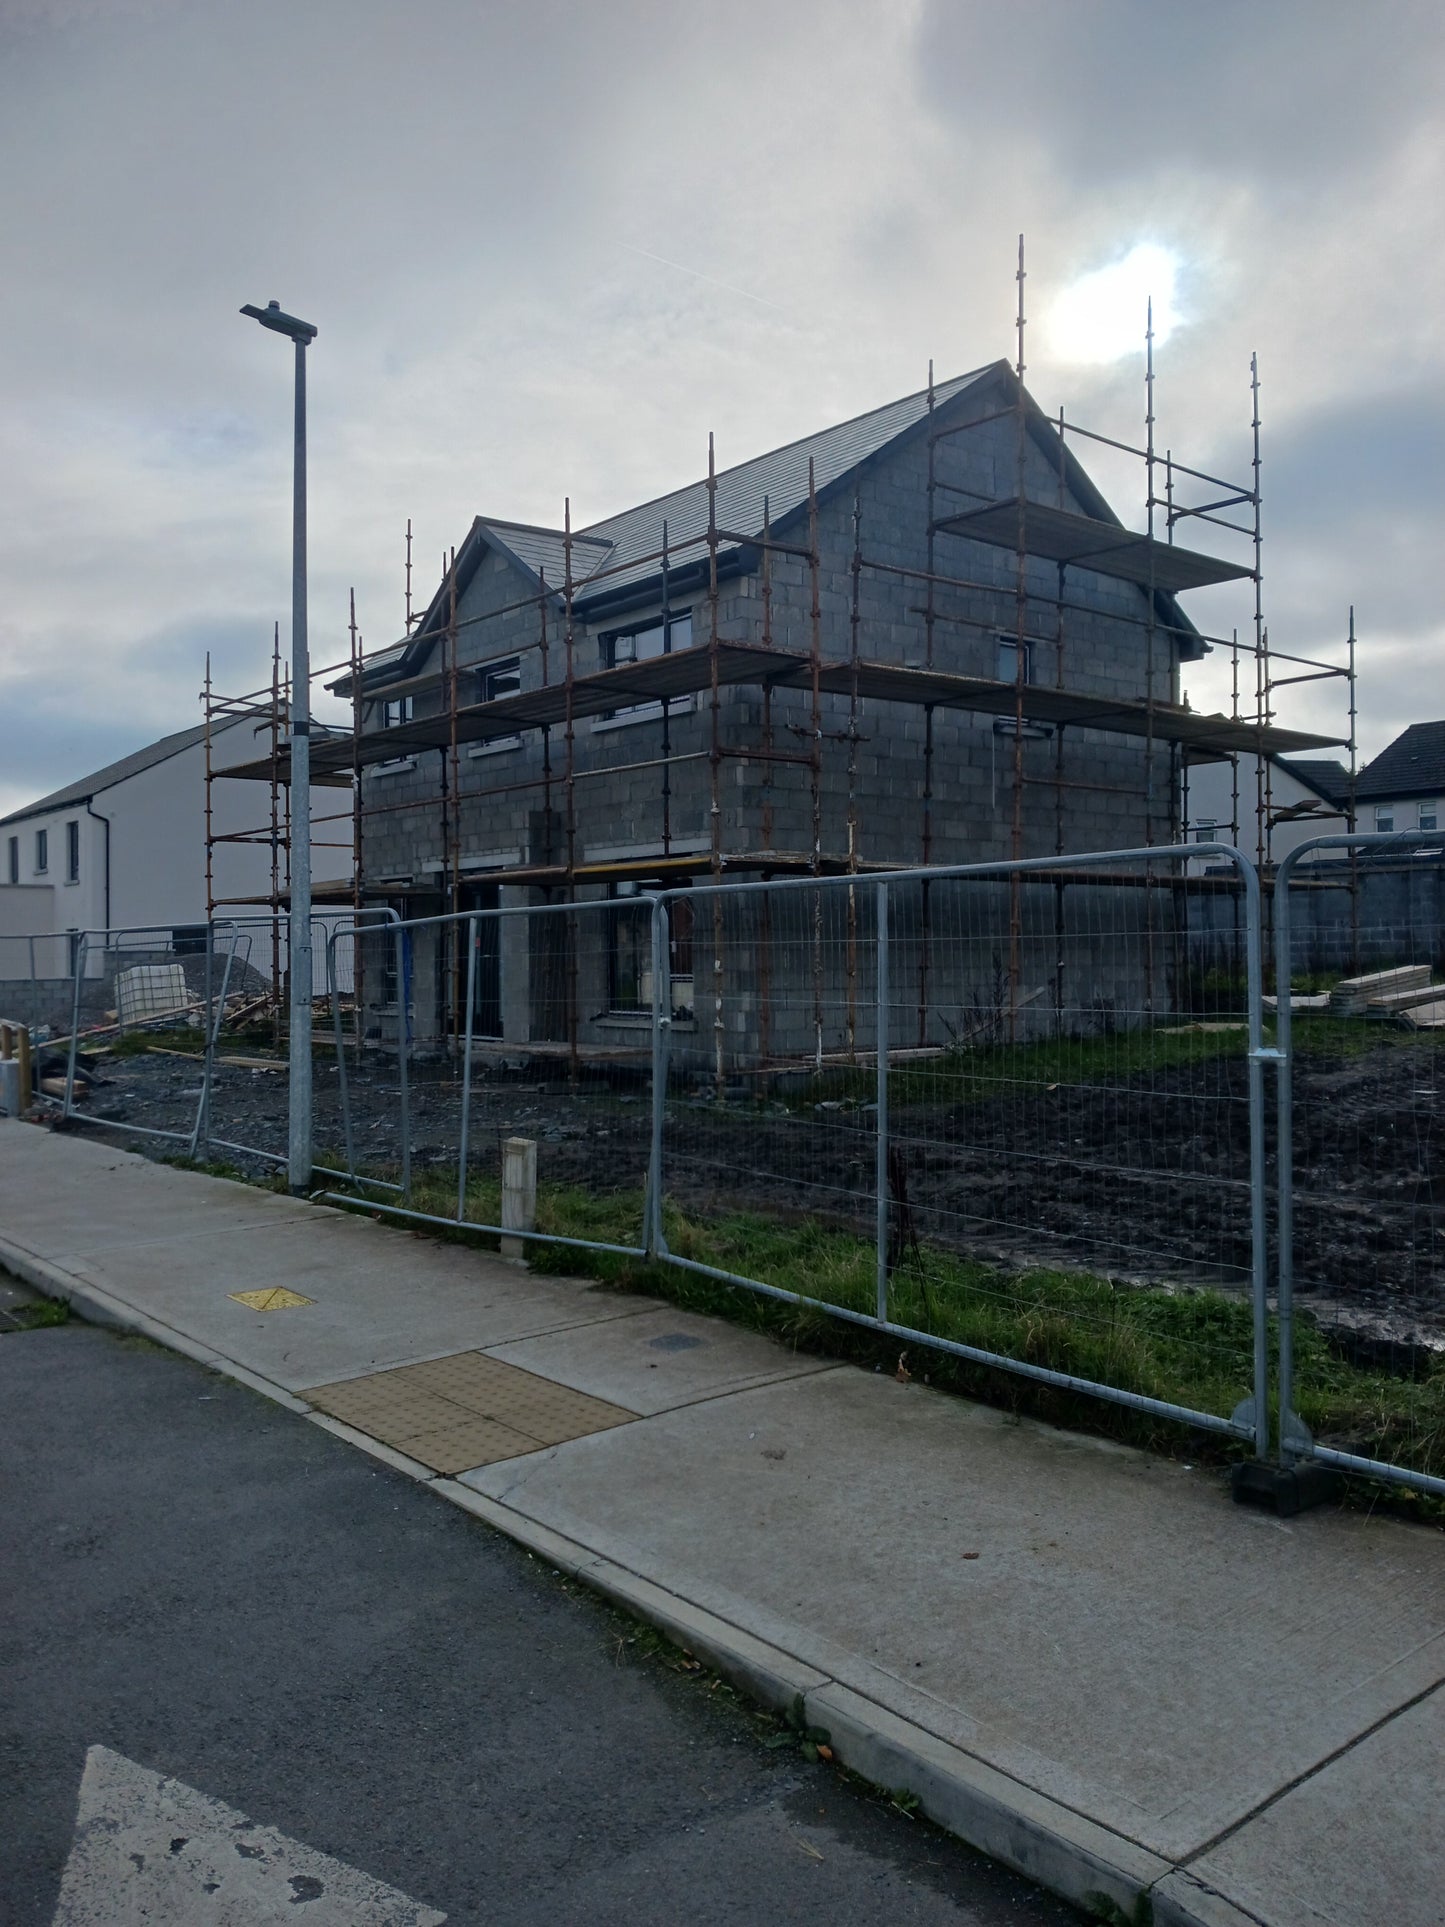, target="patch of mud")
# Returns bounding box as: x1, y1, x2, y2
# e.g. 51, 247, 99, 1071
53, 1035, 1444, 1354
